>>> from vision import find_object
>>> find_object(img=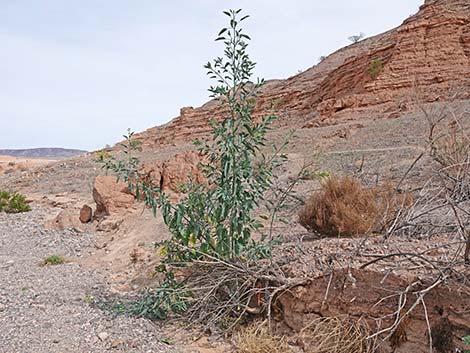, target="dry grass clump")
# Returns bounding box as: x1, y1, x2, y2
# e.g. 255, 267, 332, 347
298, 176, 413, 237
298, 176, 380, 237
298, 317, 377, 353
233, 317, 376, 353
233, 321, 292, 353
374, 183, 414, 235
